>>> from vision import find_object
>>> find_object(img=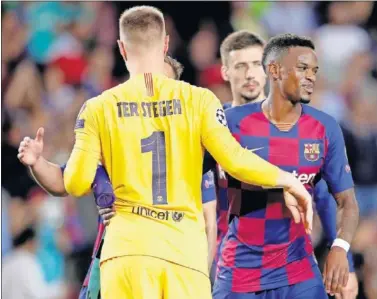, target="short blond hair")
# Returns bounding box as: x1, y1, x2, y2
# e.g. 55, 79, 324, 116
164, 56, 184, 80
119, 6, 165, 47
